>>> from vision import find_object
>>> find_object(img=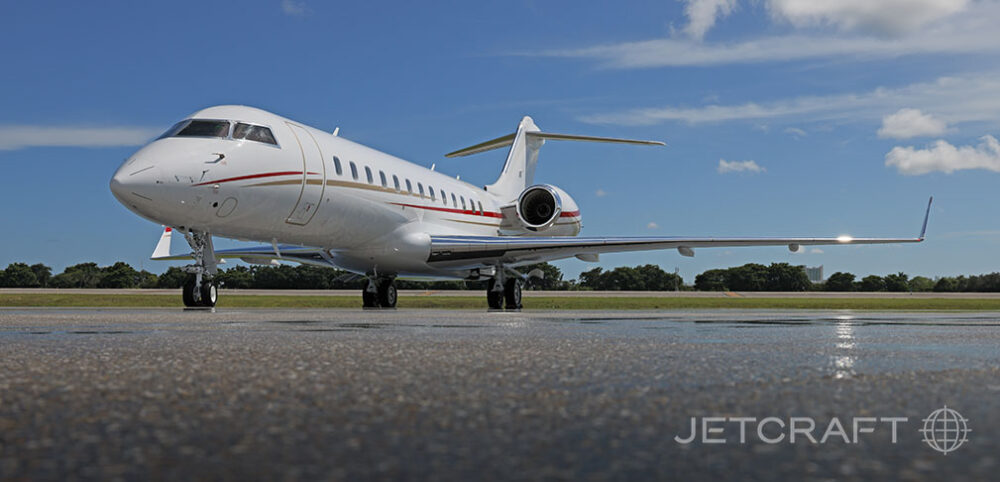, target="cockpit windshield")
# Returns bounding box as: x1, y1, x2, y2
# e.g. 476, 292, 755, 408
157, 119, 278, 146
176, 120, 231, 138
233, 123, 277, 145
